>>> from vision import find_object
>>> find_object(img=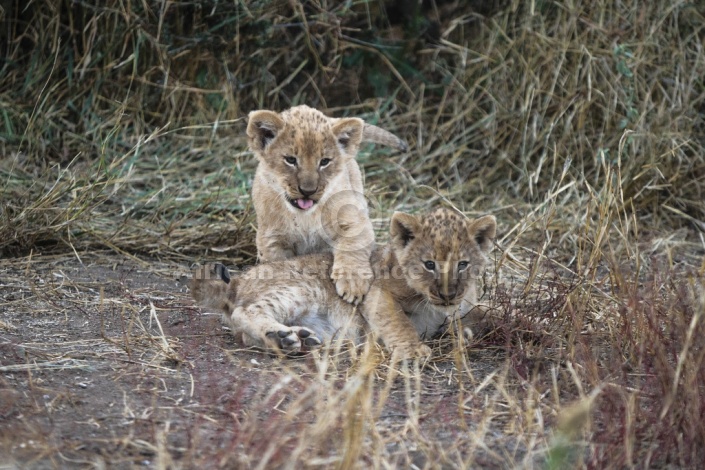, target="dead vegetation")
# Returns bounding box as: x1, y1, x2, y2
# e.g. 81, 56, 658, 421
1, 0, 705, 468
